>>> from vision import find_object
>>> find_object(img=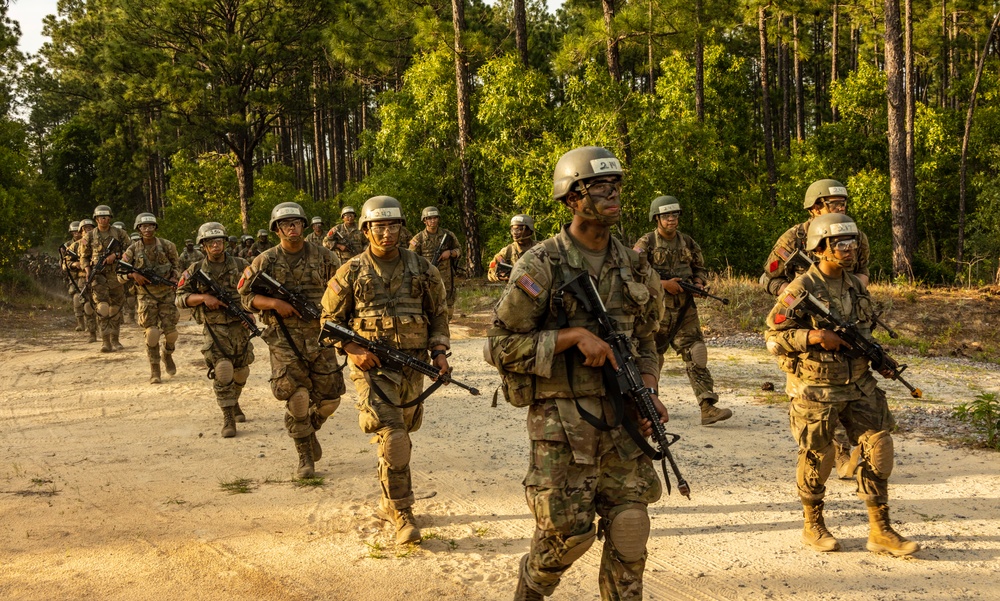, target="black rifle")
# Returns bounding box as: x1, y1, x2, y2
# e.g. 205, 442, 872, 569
85, 237, 122, 287
431, 232, 449, 265
190, 268, 262, 337
495, 261, 513, 280
561, 271, 691, 499
248, 271, 322, 321
784, 289, 922, 398
664, 275, 730, 305
116, 260, 177, 288
319, 321, 480, 396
